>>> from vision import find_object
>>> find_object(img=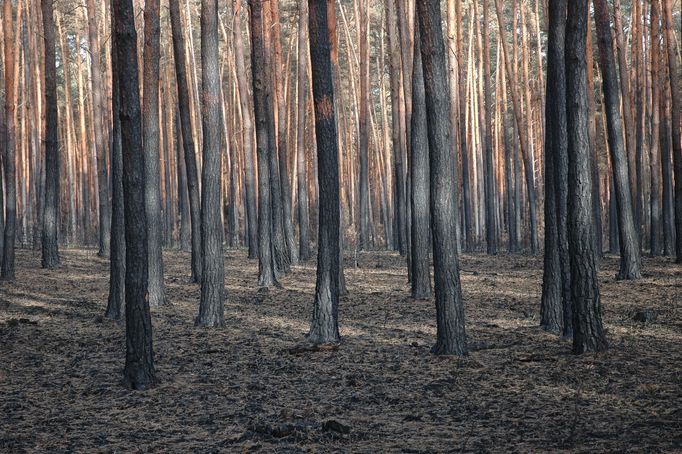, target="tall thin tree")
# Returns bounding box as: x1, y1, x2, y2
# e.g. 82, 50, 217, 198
169, 0, 202, 282
250, 0, 279, 287
592, 0, 641, 280
142, 0, 167, 305
306, 0, 341, 345
417, 0, 466, 355
196, 0, 225, 327
41, 0, 60, 269
113, 0, 156, 389
1, 0, 16, 280
566, 0, 608, 354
